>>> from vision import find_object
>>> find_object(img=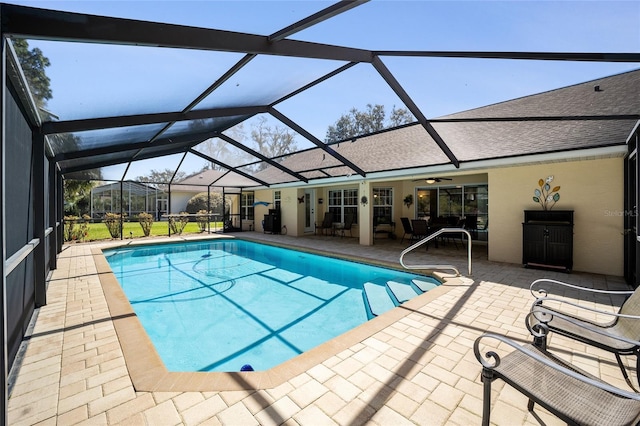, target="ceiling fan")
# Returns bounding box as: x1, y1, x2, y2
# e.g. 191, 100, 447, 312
413, 177, 453, 184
